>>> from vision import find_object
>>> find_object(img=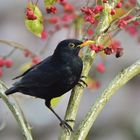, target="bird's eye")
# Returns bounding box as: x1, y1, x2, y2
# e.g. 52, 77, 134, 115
68, 43, 75, 48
